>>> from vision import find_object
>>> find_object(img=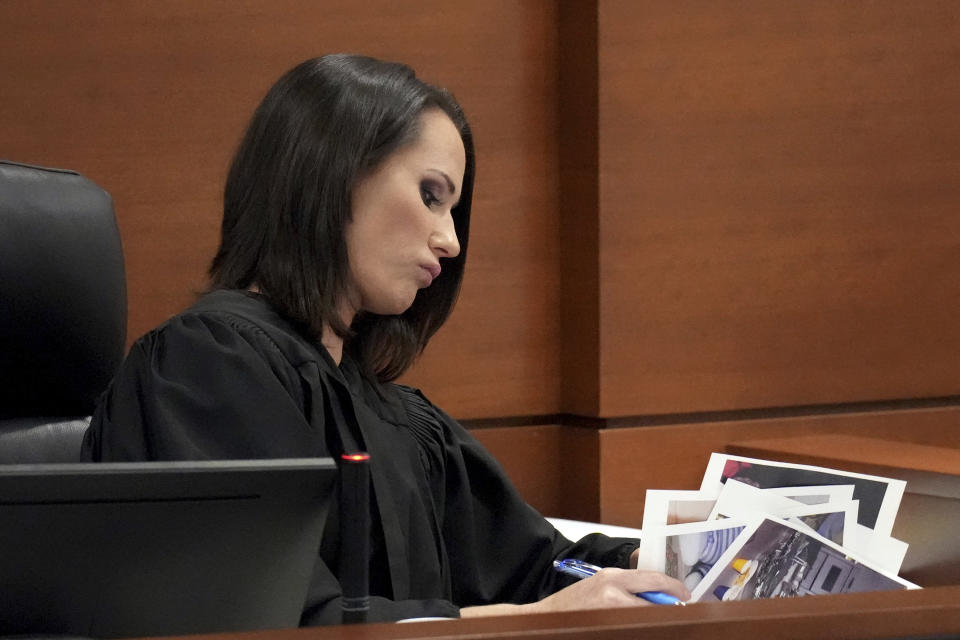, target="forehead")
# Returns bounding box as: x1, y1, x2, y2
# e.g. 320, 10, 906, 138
397, 109, 466, 186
